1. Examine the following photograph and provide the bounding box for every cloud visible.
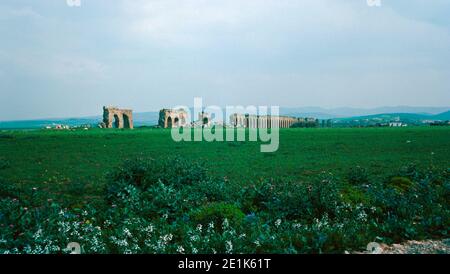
[3,52,108,83]
[1,0,450,120]
[0,5,42,20]
[119,0,450,55]
[50,56,107,78]
[121,0,359,47]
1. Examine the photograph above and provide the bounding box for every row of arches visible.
[103,107,134,129]
[165,116,187,128]
[230,114,297,129]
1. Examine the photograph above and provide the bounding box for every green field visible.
[1,127,449,254]
[0,127,449,203]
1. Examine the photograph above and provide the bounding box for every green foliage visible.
[0,158,448,254]
[346,166,369,185]
[388,176,415,193]
[0,127,449,254]
[0,158,10,170]
[1,127,450,206]
[190,202,245,228]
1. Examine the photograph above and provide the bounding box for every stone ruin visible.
[158,108,190,128]
[100,106,134,129]
[158,109,213,128]
[197,111,211,127]
[230,113,317,128]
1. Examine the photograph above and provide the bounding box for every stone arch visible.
[123,114,131,128]
[102,106,133,129]
[159,109,189,128]
[113,114,121,128]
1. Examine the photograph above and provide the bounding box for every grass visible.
[0,127,449,254]
[0,127,449,204]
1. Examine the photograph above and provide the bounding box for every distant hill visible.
[433,110,450,120]
[0,118,100,130]
[334,111,450,123]
[0,112,161,129]
[280,106,449,118]
[336,113,428,121]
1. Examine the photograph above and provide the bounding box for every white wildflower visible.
[177,246,185,254]
[225,241,233,254]
[275,219,282,227]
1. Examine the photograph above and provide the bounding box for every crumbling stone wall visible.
[159,109,189,128]
[102,106,134,129]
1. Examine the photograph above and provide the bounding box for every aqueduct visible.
[159,109,190,128]
[102,106,134,129]
[230,114,317,128]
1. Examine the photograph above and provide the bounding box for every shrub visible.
[190,202,245,228]
[388,176,415,193]
[238,180,277,213]
[157,157,208,187]
[0,158,10,170]
[398,163,423,182]
[0,179,17,198]
[1,157,448,254]
[346,166,369,185]
[266,173,343,221]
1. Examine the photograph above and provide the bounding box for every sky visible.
[0,0,450,120]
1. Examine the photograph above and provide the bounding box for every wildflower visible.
[196,224,203,232]
[225,241,233,254]
[254,240,261,247]
[144,225,154,234]
[208,222,214,229]
[162,234,173,242]
[123,228,132,238]
[275,219,281,227]
[192,247,198,254]
[357,210,368,222]
[222,218,229,230]
[177,246,185,254]
[190,235,200,242]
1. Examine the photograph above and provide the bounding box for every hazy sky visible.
[1,0,450,120]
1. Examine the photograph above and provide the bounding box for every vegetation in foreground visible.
[0,127,449,206]
[0,157,448,254]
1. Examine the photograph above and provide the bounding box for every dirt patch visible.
[356,239,450,254]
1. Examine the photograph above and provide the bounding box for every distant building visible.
[158,108,189,128]
[389,122,407,127]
